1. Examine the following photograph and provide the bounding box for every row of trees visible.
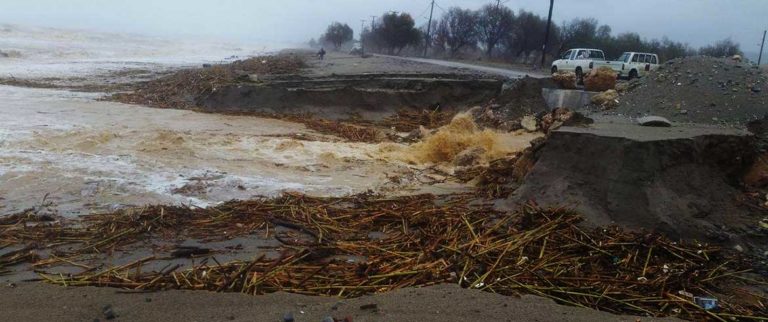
[314,3,743,64]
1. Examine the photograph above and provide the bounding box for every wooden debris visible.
[111,55,306,109]
[381,108,457,133]
[0,193,762,320]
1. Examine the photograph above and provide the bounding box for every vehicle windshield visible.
[561,50,572,59]
[618,53,631,62]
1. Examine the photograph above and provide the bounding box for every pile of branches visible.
[380,108,457,132]
[112,55,306,109]
[456,138,545,199]
[302,118,381,143]
[2,193,765,320]
[248,112,383,143]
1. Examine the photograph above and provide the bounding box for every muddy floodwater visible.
[0,85,424,215]
[0,25,544,217]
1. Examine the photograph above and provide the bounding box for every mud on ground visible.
[0,283,679,322]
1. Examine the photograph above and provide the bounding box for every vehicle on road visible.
[550,48,606,80]
[591,52,660,79]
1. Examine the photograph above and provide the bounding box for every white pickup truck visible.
[550,48,606,80]
[591,52,660,79]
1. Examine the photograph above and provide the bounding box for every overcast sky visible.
[1,0,766,54]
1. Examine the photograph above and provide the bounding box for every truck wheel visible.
[551,66,558,74]
[629,69,638,79]
[575,67,584,84]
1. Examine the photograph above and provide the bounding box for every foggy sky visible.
[1,0,766,55]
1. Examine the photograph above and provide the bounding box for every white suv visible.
[590,52,660,79]
[551,48,606,80]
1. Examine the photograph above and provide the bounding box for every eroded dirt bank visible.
[199,75,502,120]
[505,122,767,250]
[111,52,507,120]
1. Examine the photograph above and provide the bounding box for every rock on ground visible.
[591,89,619,109]
[520,115,538,132]
[637,116,673,127]
[453,146,486,167]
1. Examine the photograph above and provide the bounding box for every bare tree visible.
[439,7,479,57]
[476,3,514,58]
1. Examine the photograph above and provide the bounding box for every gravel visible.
[610,56,767,125]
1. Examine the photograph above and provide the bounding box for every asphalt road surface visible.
[377,54,547,79]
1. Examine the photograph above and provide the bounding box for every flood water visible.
[0,85,420,215]
[0,24,539,217]
[0,25,419,215]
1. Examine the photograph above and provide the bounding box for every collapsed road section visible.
[113,52,507,121]
[198,74,503,119]
[4,51,767,321]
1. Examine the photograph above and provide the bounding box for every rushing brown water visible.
[0,86,430,215]
[0,26,543,217]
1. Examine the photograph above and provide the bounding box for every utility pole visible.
[540,0,554,69]
[759,29,766,66]
[360,19,366,57]
[371,16,377,30]
[423,0,435,57]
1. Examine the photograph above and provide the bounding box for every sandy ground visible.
[0,283,678,322]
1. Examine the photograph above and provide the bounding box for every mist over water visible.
[0,24,285,79]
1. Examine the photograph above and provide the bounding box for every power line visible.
[417,3,432,20]
[434,2,447,14]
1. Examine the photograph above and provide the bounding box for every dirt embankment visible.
[111,52,505,121]
[505,123,768,251]
[112,54,307,109]
[198,75,502,120]
[611,56,767,125]
[489,76,556,120]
